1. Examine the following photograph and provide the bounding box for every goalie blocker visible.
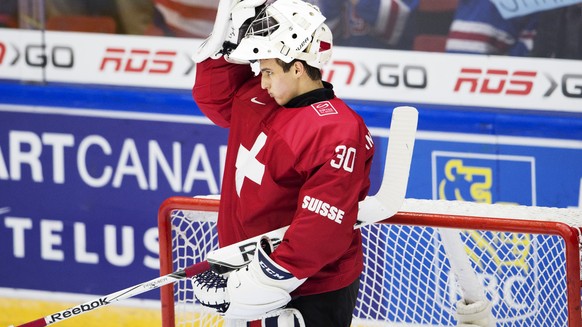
[193,236,306,320]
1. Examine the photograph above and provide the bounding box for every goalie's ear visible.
[194,0,267,63]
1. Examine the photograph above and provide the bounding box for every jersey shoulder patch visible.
[311,101,338,117]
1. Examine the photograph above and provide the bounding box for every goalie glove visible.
[193,236,306,320]
[194,0,267,63]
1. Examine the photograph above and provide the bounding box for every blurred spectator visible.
[445,0,538,56]
[409,0,458,52]
[145,0,418,47]
[45,0,153,34]
[307,0,419,50]
[530,3,582,59]
[145,0,218,38]
[115,0,154,35]
[144,0,420,50]
[0,0,18,28]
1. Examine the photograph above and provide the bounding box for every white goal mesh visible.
[158,197,582,327]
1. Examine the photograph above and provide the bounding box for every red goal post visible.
[158,196,582,327]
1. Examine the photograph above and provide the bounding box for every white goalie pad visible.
[225,308,306,327]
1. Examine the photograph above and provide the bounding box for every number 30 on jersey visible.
[330,145,356,172]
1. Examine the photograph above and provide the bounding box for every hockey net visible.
[158,196,582,327]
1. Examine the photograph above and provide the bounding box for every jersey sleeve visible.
[270,114,373,279]
[192,57,254,127]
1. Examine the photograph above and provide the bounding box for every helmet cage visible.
[229,0,332,69]
[245,6,280,38]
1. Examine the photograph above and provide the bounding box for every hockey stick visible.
[439,228,488,304]
[439,229,493,326]
[355,105,418,228]
[13,106,418,327]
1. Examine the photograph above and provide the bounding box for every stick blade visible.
[356,106,418,228]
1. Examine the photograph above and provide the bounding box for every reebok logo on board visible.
[312,101,338,116]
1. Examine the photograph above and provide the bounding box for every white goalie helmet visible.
[229,0,333,69]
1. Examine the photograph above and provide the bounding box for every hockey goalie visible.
[191,0,375,325]
[189,0,494,325]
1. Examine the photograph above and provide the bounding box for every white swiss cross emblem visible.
[235,132,267,196]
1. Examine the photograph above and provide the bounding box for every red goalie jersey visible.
[194,58,375,296]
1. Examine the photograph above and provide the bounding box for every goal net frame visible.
[158,196,582,327]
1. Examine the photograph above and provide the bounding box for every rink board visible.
[1,83,580,292]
